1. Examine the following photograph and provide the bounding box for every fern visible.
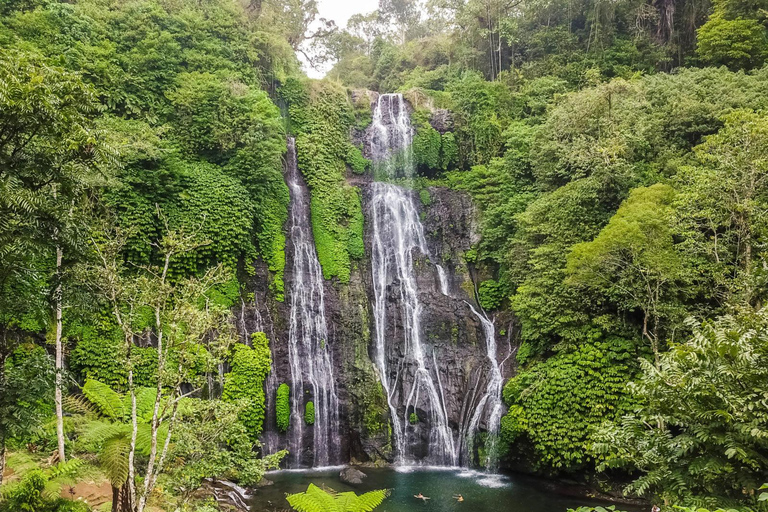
[78,419,127,449]
[99,435,131,487]
[122,386,158,423]
[83,379,126,420]
[286,484,390,512]
[47,458,86,480]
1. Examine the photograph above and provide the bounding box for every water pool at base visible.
[250,467,645,512]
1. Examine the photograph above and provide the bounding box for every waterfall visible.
[370,94,458,466]
[465,303,504,471]
[284,136,341,467]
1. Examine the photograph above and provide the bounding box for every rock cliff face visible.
[236,94,513,469]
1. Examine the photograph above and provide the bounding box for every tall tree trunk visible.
[0,435,6,486]
[112,482,134,512]
[55,243,66,464]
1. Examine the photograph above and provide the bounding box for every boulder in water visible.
[340,467,367,485]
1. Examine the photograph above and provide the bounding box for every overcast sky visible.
[300,0,380,78]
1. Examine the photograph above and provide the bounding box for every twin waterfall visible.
[283,137,340,467]
[369,94,458,465]
[267,95,505,471]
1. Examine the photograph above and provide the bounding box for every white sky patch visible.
[299,0,380,78]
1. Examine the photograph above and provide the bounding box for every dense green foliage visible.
[502,337,636,469]
[276,383,291,433]
[0,345,55,456]
[0,0,305,507]
[222,333,273,441]
[3,0,768,509]
[594,308,768,508]
[0,468,90,512]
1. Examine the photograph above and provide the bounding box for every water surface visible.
[251,466,645,512]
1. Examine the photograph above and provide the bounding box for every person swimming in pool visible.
[414,493,430,501]
[453,494,464,502]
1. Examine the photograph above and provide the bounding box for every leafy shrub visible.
[478,279,504,310]
[346,144,370,174]
[419,188,431,206]
[276,383,290,433]
[409,412,419,424]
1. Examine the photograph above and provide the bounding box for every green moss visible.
[276,382,291,432]
[305,401,315,425]
[409,412,419,424]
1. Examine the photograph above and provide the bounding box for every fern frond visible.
[123,386,157,423]
[99,435,131,487]
[349,489,390,512]
[64,394,99,416]
[83,379,125,420]
[46,458,86,480]
[287,483,339,512]
[79,420,128,449]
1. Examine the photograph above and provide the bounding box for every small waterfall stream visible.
[284,137,341,467]
[465,303,504,470]
[370,94,458,466]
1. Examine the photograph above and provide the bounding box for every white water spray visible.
[284,137,340,467]
[465,302,504,470]
[370,94,458,465]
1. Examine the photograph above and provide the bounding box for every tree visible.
[286,484,390,512]
[0,345,55,485]
[0,49,115,467]
[88,219,237,512]
[593,307,768,507]
[697,15,768,70]
[567,184,689,365]
[164,400,285,509]
[696,0,768,70]
[66,379,157,512]
[675,111,768,307]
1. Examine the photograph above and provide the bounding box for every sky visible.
[300,0,380,78]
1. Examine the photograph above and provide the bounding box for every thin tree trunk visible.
[0,436,6,486]
[55,243,66,464]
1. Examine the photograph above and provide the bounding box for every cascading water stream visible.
[370,94,458,466]
[465,302,505,471]
[284,136,340,467]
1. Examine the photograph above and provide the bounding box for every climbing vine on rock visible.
[304,401,315,425]
[222,333,272,441]
[276,383,291,433]
[501,337,638,470]
[281,79,365,282]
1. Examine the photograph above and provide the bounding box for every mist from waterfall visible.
[370,94,458,466]
[284,136,341,467]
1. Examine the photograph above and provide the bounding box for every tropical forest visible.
[0,0,767,511]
